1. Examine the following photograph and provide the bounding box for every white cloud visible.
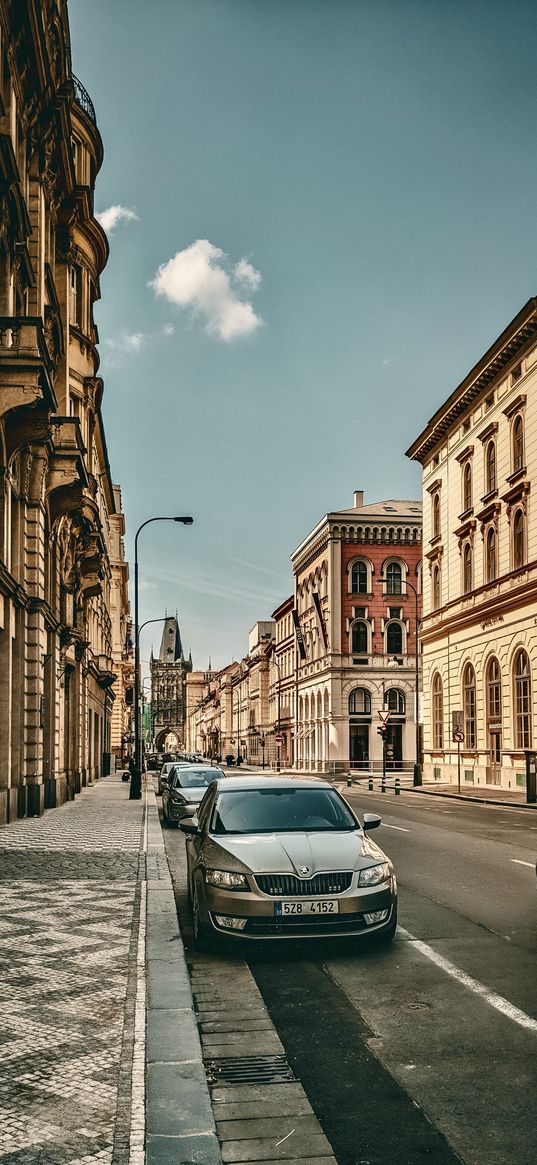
[149,239,262,342]
[103,324,174,366]
[96,205,139,234]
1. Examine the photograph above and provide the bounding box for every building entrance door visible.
[350,723,369,769]
[386,722,403,769]
[487,729,502,785]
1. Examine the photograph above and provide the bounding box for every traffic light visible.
[377,726,387,740]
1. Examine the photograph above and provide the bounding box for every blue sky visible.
[69,0,537,671]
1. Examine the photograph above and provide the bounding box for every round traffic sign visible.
[453,729,464,743]
[275,733,284,744]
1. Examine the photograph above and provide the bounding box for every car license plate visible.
[274,899,339,916]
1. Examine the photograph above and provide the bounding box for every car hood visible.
[203,830,388,875]
[177,786,211,803]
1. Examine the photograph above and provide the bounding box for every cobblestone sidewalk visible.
[0,775,145,1165]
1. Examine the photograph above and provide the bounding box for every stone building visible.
[109,485,133,767]
[150,616,191,751]
[407,297,537,790]
[291,492,422,772]
[0,2,129,823]
[269,596,295,769]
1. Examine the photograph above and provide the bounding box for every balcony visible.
[72,75,96,125]
[0,317,56,415]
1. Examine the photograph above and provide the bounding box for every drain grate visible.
[205,1054,296,1086]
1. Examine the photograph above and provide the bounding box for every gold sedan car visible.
[180,776,397,946]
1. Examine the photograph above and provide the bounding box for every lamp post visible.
[131,516,193,800]
[377,575,422,787]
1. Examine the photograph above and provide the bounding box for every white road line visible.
[381,823,411,832]
[399,927,537,1033]
[510,859,534,868]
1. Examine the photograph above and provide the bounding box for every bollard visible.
[395,777,400,796]
[368,775,373,792]
[347,774,352,787]
[381,775,386,793]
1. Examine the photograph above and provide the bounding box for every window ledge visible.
[506,466,526,486]
[480,489,498,505]
[458,507,474,522]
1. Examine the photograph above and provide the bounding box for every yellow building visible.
[407,298,537,790]
[0,2,129,821]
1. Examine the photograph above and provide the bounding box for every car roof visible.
[211,776,333,792]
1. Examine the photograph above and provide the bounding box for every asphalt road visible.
[162,788,537,1165]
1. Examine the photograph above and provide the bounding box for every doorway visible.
[350,722,369,769]
[386,722,403,769]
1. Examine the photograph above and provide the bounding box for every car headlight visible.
[171,793,186,804]
[358,862,391,887]
[205,869,249,890]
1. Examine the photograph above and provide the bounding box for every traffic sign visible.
[378,709,391,727]
[275,733,284,744]
[453,729,464,743]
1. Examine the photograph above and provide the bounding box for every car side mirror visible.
[363,813,381,831]
[179,818,200,835]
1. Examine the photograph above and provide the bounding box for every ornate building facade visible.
[407,298,537,790]
[150,616,191,751]
[291,492,422,772]
[0,2,130,823]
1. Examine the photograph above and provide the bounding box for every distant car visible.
[146,754,159,772]
[158,761,181,795]
[180,776,397,947]
[162,765,226,827]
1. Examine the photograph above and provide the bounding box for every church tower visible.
[150,616,192,751]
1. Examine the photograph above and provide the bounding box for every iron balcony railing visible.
[72,75,96,125]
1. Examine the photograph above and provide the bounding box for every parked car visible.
[180,776,397,947]
[146,754,159,772]
[162,765,226,827]
[158,761,182,795]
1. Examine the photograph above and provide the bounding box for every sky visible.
[69,0,537,672]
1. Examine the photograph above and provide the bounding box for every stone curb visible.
[144,784,222,1165]
[406,787,537,810]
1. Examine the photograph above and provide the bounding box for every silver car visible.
[162,765,225,827]
[180,776,397,946]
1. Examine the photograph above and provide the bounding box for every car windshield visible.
[211,787,357,834]
[174,769,218,789]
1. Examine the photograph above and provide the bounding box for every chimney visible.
[353,490,364,509]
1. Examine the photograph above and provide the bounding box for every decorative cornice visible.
[455,444,474,464]
[426,478,442,494]
[476,421,498,444]
[503,393,526,419]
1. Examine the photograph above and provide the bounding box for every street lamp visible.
[131,515,193,800]
[377,574,422,787]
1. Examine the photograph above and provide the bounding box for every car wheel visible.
[192,884,212,951]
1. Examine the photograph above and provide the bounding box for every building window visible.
[463,663,476,749]
[512,415,524,472]
[432,564,441,610]
[350,561,369,594]
[514,649,531,749]
[512,362,522,383]
[432,492,440,538]
[349,688,371,715]
[432,673,443,749]
[386,688,405,715]
[485,394,494,411]
[462,543,473,594]
[485,440,496,494]
[386,622,403,655]
[513,508,526,569]
[487,657,501,723]
[385,562,402,595]
[462,462,472,511]
[351,620,368,655]
[69,264,82,329]
[485,526,497,583]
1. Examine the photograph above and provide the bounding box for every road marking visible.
[510,859,534,868]
[382,823,411,832]
[399,927,537,1033]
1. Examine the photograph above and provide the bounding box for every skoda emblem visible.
[299,865,311,876]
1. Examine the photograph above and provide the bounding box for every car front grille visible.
[245,911,367,937]
[254,872,353,897]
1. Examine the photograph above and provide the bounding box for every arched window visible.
[485,440,496,494]
[463,663,476,749]
[486,657,501,723]
[385,561,402,595]
[351,620,368,655]
[463,543,473,594]
[514,649,531,749]
[513,508,526,569]
[386,688,405,715]
[432,492,440,538]
[350,561,368,594]
[432,673,443,749]
[432,564,441,610]
[348,688,371,715]
[463,462,472,511]
[485,526,497,583]
[386,621,403,655]
[512,415,524,473]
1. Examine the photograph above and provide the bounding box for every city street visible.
[163,788,537,1165]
